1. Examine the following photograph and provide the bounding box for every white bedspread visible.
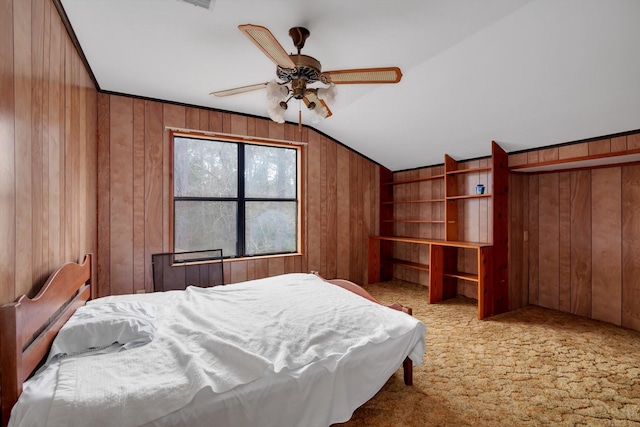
[46,273,425,427]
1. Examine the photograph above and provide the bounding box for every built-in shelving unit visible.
[369,141,509,320]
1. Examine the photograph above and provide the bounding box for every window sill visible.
[223,253,303,264]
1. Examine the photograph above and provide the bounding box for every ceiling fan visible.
[211,24,402,125]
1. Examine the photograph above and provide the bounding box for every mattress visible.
[9,274,426,427]
[11,327,423,427]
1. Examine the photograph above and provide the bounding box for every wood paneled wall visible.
[97,95,380,296]
[0,0,98,306]
[509,132,640,331]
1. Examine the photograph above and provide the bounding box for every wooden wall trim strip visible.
[507,128,640,159]
[168,127,308,147]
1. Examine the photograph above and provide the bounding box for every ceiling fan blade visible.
[210,82,268,97]
[320,67,402,84]
[304,91,332,118]
[238,24,296,70]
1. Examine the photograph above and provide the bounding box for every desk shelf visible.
[387,258,430,272]
[369,235,493,319]
[372,141,509,320]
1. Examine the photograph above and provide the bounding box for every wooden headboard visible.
[0,254,93,427]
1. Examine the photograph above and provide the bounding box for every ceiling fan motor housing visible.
[277,54,322,84]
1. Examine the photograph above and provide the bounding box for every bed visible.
[1,254,426,427]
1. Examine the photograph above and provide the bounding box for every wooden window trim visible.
[169,130,305,260]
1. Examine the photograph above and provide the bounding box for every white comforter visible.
[38,274,425,427]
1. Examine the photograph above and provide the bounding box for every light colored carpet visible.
[335,279,640,427]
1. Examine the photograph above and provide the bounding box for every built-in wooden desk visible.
[369,236,500,320]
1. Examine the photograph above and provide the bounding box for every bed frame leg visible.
[403,357,413,386]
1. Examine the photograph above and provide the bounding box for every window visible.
[173,134,299,258]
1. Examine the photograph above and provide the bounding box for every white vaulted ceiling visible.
[60,0,640,171]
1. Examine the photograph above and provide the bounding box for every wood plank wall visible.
[0,0,98,306]
[97,94,380,296]
[509,132,640,331]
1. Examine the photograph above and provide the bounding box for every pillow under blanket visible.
[47,301,156,362]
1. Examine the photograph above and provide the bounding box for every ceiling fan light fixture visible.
[267,102,286,123]
[266,80,288,101]
[266,80,289,123]
[303,90,331,123]
[308,102,329,124]
[317,83,337,105]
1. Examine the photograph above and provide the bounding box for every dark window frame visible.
[171,131,302,259]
